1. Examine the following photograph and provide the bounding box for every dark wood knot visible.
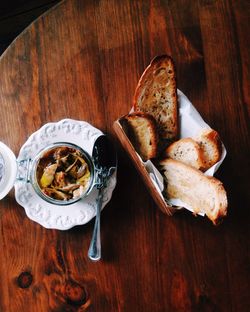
[17,271,33,289]
[63,280,88,306]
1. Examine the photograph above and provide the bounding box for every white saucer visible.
[15,119,117,230]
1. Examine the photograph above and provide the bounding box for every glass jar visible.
[0,141,96,205]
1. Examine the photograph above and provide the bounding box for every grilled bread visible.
[164,128,222,171]
[196,129,222,170]
[133,55,178,140]
[159,158,227,225]
[124,112,158,161]
[165,137,205,170]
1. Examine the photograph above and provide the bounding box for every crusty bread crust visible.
[159,158,227,225]
[133,55,178,140]
[196,129,222,170]
[165,137,205,170]
[124,112,158,161]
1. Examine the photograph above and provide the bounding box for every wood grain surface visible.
[0,0,249,311]
[0,0,60,54]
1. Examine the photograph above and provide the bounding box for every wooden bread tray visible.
[113,116,175,216]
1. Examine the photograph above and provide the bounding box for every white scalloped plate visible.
[15,119,117,230]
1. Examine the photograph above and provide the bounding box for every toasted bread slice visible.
[124,112,158,161]
[133,55,178,140]
[159,159,227,225]
[196,129,222,170]
[165,138,205,170]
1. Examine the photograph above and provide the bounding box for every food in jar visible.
[36,146,91,201]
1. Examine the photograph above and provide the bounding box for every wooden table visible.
[0,0,249,311]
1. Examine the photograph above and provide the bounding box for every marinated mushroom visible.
[36,146,91,201]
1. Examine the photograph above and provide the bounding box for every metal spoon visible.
[88,135,117,261]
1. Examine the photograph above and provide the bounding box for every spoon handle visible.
[88,188,103,261]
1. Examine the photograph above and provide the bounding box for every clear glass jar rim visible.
[30,142,95,205]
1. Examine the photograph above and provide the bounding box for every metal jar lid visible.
[0,142,17,200]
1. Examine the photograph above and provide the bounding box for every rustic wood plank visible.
[231,0,250,117]
[0,0,61,55]
[0,0,249,311]
[0,0,59,19]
